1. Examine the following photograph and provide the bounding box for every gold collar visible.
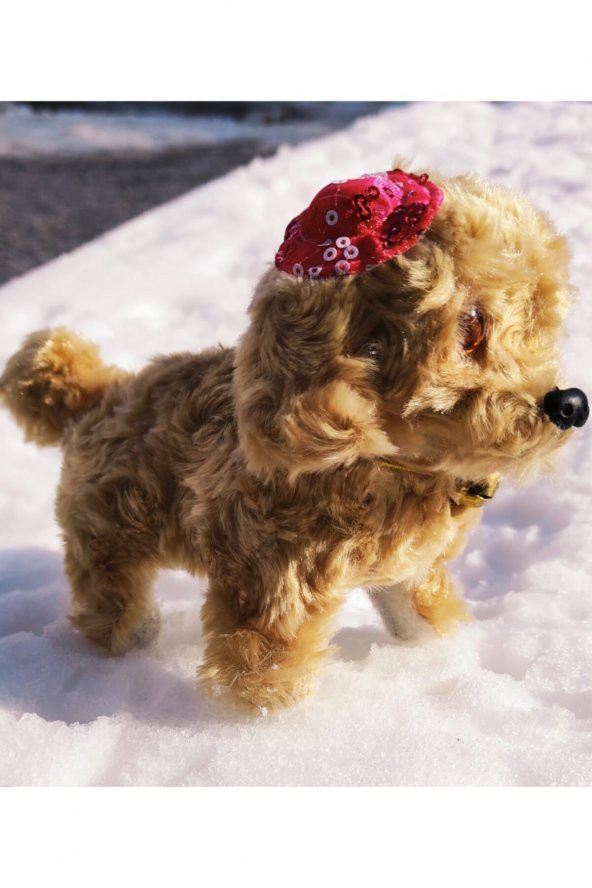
[377,458,500,509]
[454,474,500,508]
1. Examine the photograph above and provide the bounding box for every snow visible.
[1,101,592,785]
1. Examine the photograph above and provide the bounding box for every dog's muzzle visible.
[543,387,589,430]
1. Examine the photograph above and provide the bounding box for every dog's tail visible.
[0,328,124,446]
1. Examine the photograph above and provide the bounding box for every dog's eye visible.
[460,308,485,355]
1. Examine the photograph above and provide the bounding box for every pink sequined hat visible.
[275,169,443,280]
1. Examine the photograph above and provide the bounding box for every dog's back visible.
[0,328,235,456]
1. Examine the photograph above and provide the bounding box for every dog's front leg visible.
[199,566,342,712]
[368,560,471,641]
[367,582,433,641]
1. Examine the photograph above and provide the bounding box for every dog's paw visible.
[130,609,161,649]
[70,606,162,655]
[199,628,315,712]
[202,668,313,713]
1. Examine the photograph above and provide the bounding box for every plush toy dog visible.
[1,168,588,711]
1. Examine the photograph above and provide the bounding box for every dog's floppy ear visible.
[234,269,396,478]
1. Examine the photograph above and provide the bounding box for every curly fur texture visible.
[0,171,577,711]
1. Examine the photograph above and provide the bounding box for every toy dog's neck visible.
[377,457,500,509]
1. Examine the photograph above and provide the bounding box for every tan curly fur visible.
[0,170,579,711]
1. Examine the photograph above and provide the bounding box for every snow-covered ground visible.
[1,102,592,786]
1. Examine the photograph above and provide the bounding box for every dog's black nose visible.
[543,387,589,430]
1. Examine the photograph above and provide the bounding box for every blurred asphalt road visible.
[0,139,276,286]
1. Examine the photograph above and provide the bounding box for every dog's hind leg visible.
[64,540,161,656]
[57,471,166,654]
[369,560,471,641]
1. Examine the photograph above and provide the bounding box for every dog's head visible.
[235,171,588,482]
